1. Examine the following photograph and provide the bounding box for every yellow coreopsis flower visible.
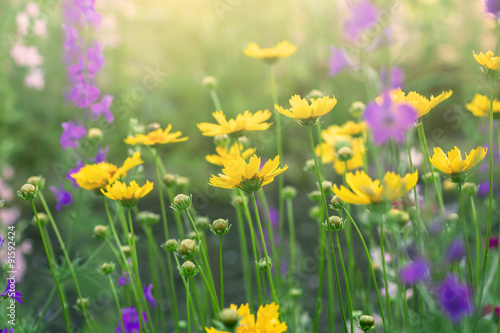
[275,94,337,126]
[197,110,272,137]
[124,124,188,146]
[206,142,256,166]
[316,138,365,174]
[466,94,500,117]
[244,41,296,63]
[378,88,453,118]
[327,121,367,138]
[205,303,287,333]
[101,180,153,207]
[71,151,143,190]
[333,170,418,205]
[209,155,288,193]
[473,51,500,70]
[429,146,487,182]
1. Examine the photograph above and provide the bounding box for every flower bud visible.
[308,190,322,202]
[163,174,177,188]
[18,184,37,200]
[330,196,344,211]
[121,246,131,257]
[257,257,272,271]
[214,134,230,147]
[303,159,316,173]
[336,146,353,162]
[305,89,324,100]
[283,186,297,199]
[178,239,197,259]
[446,213,459,224]
[386,208,410,227]
[147,122,161,132]
[137,211,160,225]
[88,128,103,143]
[180,261,198,277]
[324,215,345,231]
[462,182,478,196]
[32,212,48,227]
[187,231,198,240]
[171,194,192,212]
[27,176,45,190]
[358,315,376,331]
[163,239,179,252]
[219,307,239,327]
[322,181,333,193]
[202,76,218,89]
[443,179,457,192]
[210,218,231,236]
[422,172,437,184]
[349,101,366,118]
[75,298,89,311]
[99,262,115,275]
[93,225,109,239]
[309,206,322,219]
[195,216,210,230]
[231,196,247,207]
[176,176,189,189]
[289,288,302,299]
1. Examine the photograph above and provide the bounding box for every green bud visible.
[214,134,231,147]
[231,195,247,207]
[210,218,230,236]
[322,181,333,193]
[27,176,45,190]
[176,176,190,189]
[195,216,210,230]
[422,172,437,184]
[187,231,198,240]
[237,136,249,147]
[75,298,89,311]
[171,194,192,212]
[349,101,366,118]
[179,261,198,277]
[336,146,353,162]
[18,184,37,200]
[219,307,239,327]
[386,209,410,227]
[304,159,316,173]
[257,257,272,271]
[308,190,322,202]
[32,212,48,227]
[282,186,297,199]
[462,182,478,196]
[163,174,177,188]
[93,225,109,239]
[305,89,324,100]
[88,128,103,143]
[443,179,457,192]
[330,196,344,211]
[324,215,345,232]
[358,315,376,331]
[99,262,115,275]
[309,206,322,220]
[178,239,197,259]
[121,246,131,257]
[0,200,4,210]
[446,213,459,224]
[202,76,218,90]
[289,288,302,299]
[163,239,179,252]
[137,211,160,225]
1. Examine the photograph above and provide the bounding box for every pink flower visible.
[0,207,21,226]
[70,82,100,108]
[33,19,48,37]
[10,43,43,67]
[16,13,30,36]
[26,3,40,17]
[25,68,45,90]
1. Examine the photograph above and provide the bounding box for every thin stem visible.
[380,227,393,326]
[219,235,224,309]
[327,231,348,333]
[193,258,220,315]
[417,123,445,214]
[109,275,125,333]
[336,231,354,333]
[343,207,387,333]
[251,192,279,304]
[471,196,480,289]
[286,198,296,281]
[459,183,474,296]
[31,199,73,333]
[210,88,222,111]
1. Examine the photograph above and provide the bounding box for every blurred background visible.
[0,0,498,330]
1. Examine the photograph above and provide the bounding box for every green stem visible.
[327,231,348,333]
[459,183,475,296]
[210,88,222,111]
[343,207,387,333]
[38,192,93,332]
[251,192,279,304]
[286,198,296,281]
[31,199,73,333]
[193,258,220,315]
[471,196,480,289]
[219,235,224,309]
[336,231,354,333]
[109,275,125,333]
[380,227,393,326]
[325,243,336,333]
[417,123,445,215]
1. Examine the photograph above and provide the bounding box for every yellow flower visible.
[378,88,453,118]
[206,142,256,166]
[244,41,296,63]
[124,125,188,146]
[465,94,500,117]
[333,170,418,205]
[71,152,143,190]
[205,303,287,333]
[101,180,154,207]
[328,121,367,138]
[275,94,337,126]
[429,146,487,182]
[197,110,272,137]
[209,155,288,193]
[473,50,500,70]
[316,138,365,174]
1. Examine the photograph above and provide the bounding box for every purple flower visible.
[343,0,379,43]
[0,327,13,333]
[86,41,105,78]
[486,0,500,17]
[91,95,114,122]
[143,283,157,308]
[62,24,80,51]
[71,82,100,108]
[1,280,23,304]
[60,122,86,149]
[68,56,86,82]
[91,146,109,163]
[399,258,430,285]
[116,306,147,333]
[446,239,465,263]
[0,237,3,248]
[364,93,417,145]
[380,66,404,90]
[67,161,84,187]
[118,273,130,286]
[435,274,473,323]
[49,184,73,211]
[487,237,499,249]
[74,0,101,29]
[329,46,352,76]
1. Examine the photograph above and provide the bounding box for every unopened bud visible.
[219,308,238,327]
[33,212,48,227]
[18,184,37,200]
[322,181,333,193]
[308,190,322,202]
[336,147,353,162]
[163,174,177,187]
[330,196,344,211]
[214,134,230,147]
[99,262,115,275]
[171,194,192,211]
[231,196,247,207]
[137,211,160,225]
[202,76,218,89]
[349,101,366,117]
[283,186,297,199]
[27,176,45,190]
[446,213,459,224]
[443,179,457,192]
[180,261,198,277]
[75,298,89,311]
[304,159,316,173]
[163,239,179,252]
[178,239,197,259]
[93,225,108,239]
[88,128,103,142]
[210,218,230,236]
[305,89,324,100]
[462,182,478,196]
[196,216,210,230]
[358,315,376,331]
[121,246,131,257]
